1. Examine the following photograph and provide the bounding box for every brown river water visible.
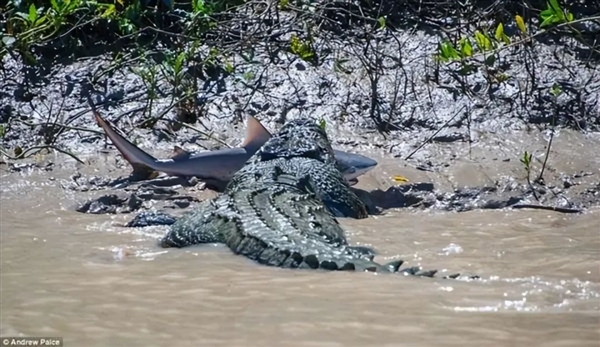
[1,160,599,347]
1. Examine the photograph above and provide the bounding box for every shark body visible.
[92,111,377,189]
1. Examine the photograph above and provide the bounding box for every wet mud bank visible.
[1,0,599,224]
[2,126,598,228]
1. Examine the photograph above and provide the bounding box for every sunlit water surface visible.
[1,170,599,347]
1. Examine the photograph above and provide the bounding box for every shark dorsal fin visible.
[170,146,191,161]
[241,116,272,150]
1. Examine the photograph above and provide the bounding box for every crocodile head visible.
[257,118,336,164]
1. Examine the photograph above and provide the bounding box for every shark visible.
[92,110,377,190]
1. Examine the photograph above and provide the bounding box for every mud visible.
[66,126,600,223]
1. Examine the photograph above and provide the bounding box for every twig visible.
[512,204,582,214]
[166,120,232,149]
[464,16,600,61]
[536,129,554,183]
[14,118,105,136]
[0,145,85,164]
[405,105,466,160]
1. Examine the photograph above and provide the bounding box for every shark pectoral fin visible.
[170,146,191,161]
[130,164,159,180]
[241,115,272,150]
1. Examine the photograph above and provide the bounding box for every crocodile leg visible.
[160,197,230,248]
[297,160,369,219]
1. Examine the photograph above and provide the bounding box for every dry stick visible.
[537,104,558,183]
[14,118,105,136]
[142,98,232,149]
[0,145,85,164]
[405,105,466,160]
[525,165,540,202]
[529,99,573,207]
[511,204,582,214]
[167,120,232,149]
[536,128,554,183]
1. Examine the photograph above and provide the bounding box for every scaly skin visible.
[160,119,438,275]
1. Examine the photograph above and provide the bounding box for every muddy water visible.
[1,168,599,347]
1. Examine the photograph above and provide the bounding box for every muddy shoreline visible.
[1,125,599,226]
[2,2,600,218]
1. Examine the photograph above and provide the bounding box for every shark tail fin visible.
[92,110,161,180]
[240,115,272,151]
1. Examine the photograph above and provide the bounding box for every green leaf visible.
[520,151,532,167]
[243,71,254,81]
[540,8,554,19]
[192,0,207,13]
[101,4,116,18]
[515,15,527,34]
[548,0,565,21]
[28,4,37,23]
[540,16,557,28]
[445,42,460,60]
[460,38,472,57]
[279,0,289,9]
[289,34,315,62]
[474,31,492,52]
[318,119,326,130]
[50,0,59,11]
[377,17,386,30]
[548,0,561,11]
[441,42,458,59]
[494,23,504,42]
[435,54,449,63]
[550,83,562,97]
[436,41,457,62]
[439,43,448,58]
[566,12,574,22]
[67,0,81,13]
[34,15,48,26]
[174,52,186,74]
[474,31,484,50]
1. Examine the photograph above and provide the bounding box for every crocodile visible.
[159,118,442,275]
